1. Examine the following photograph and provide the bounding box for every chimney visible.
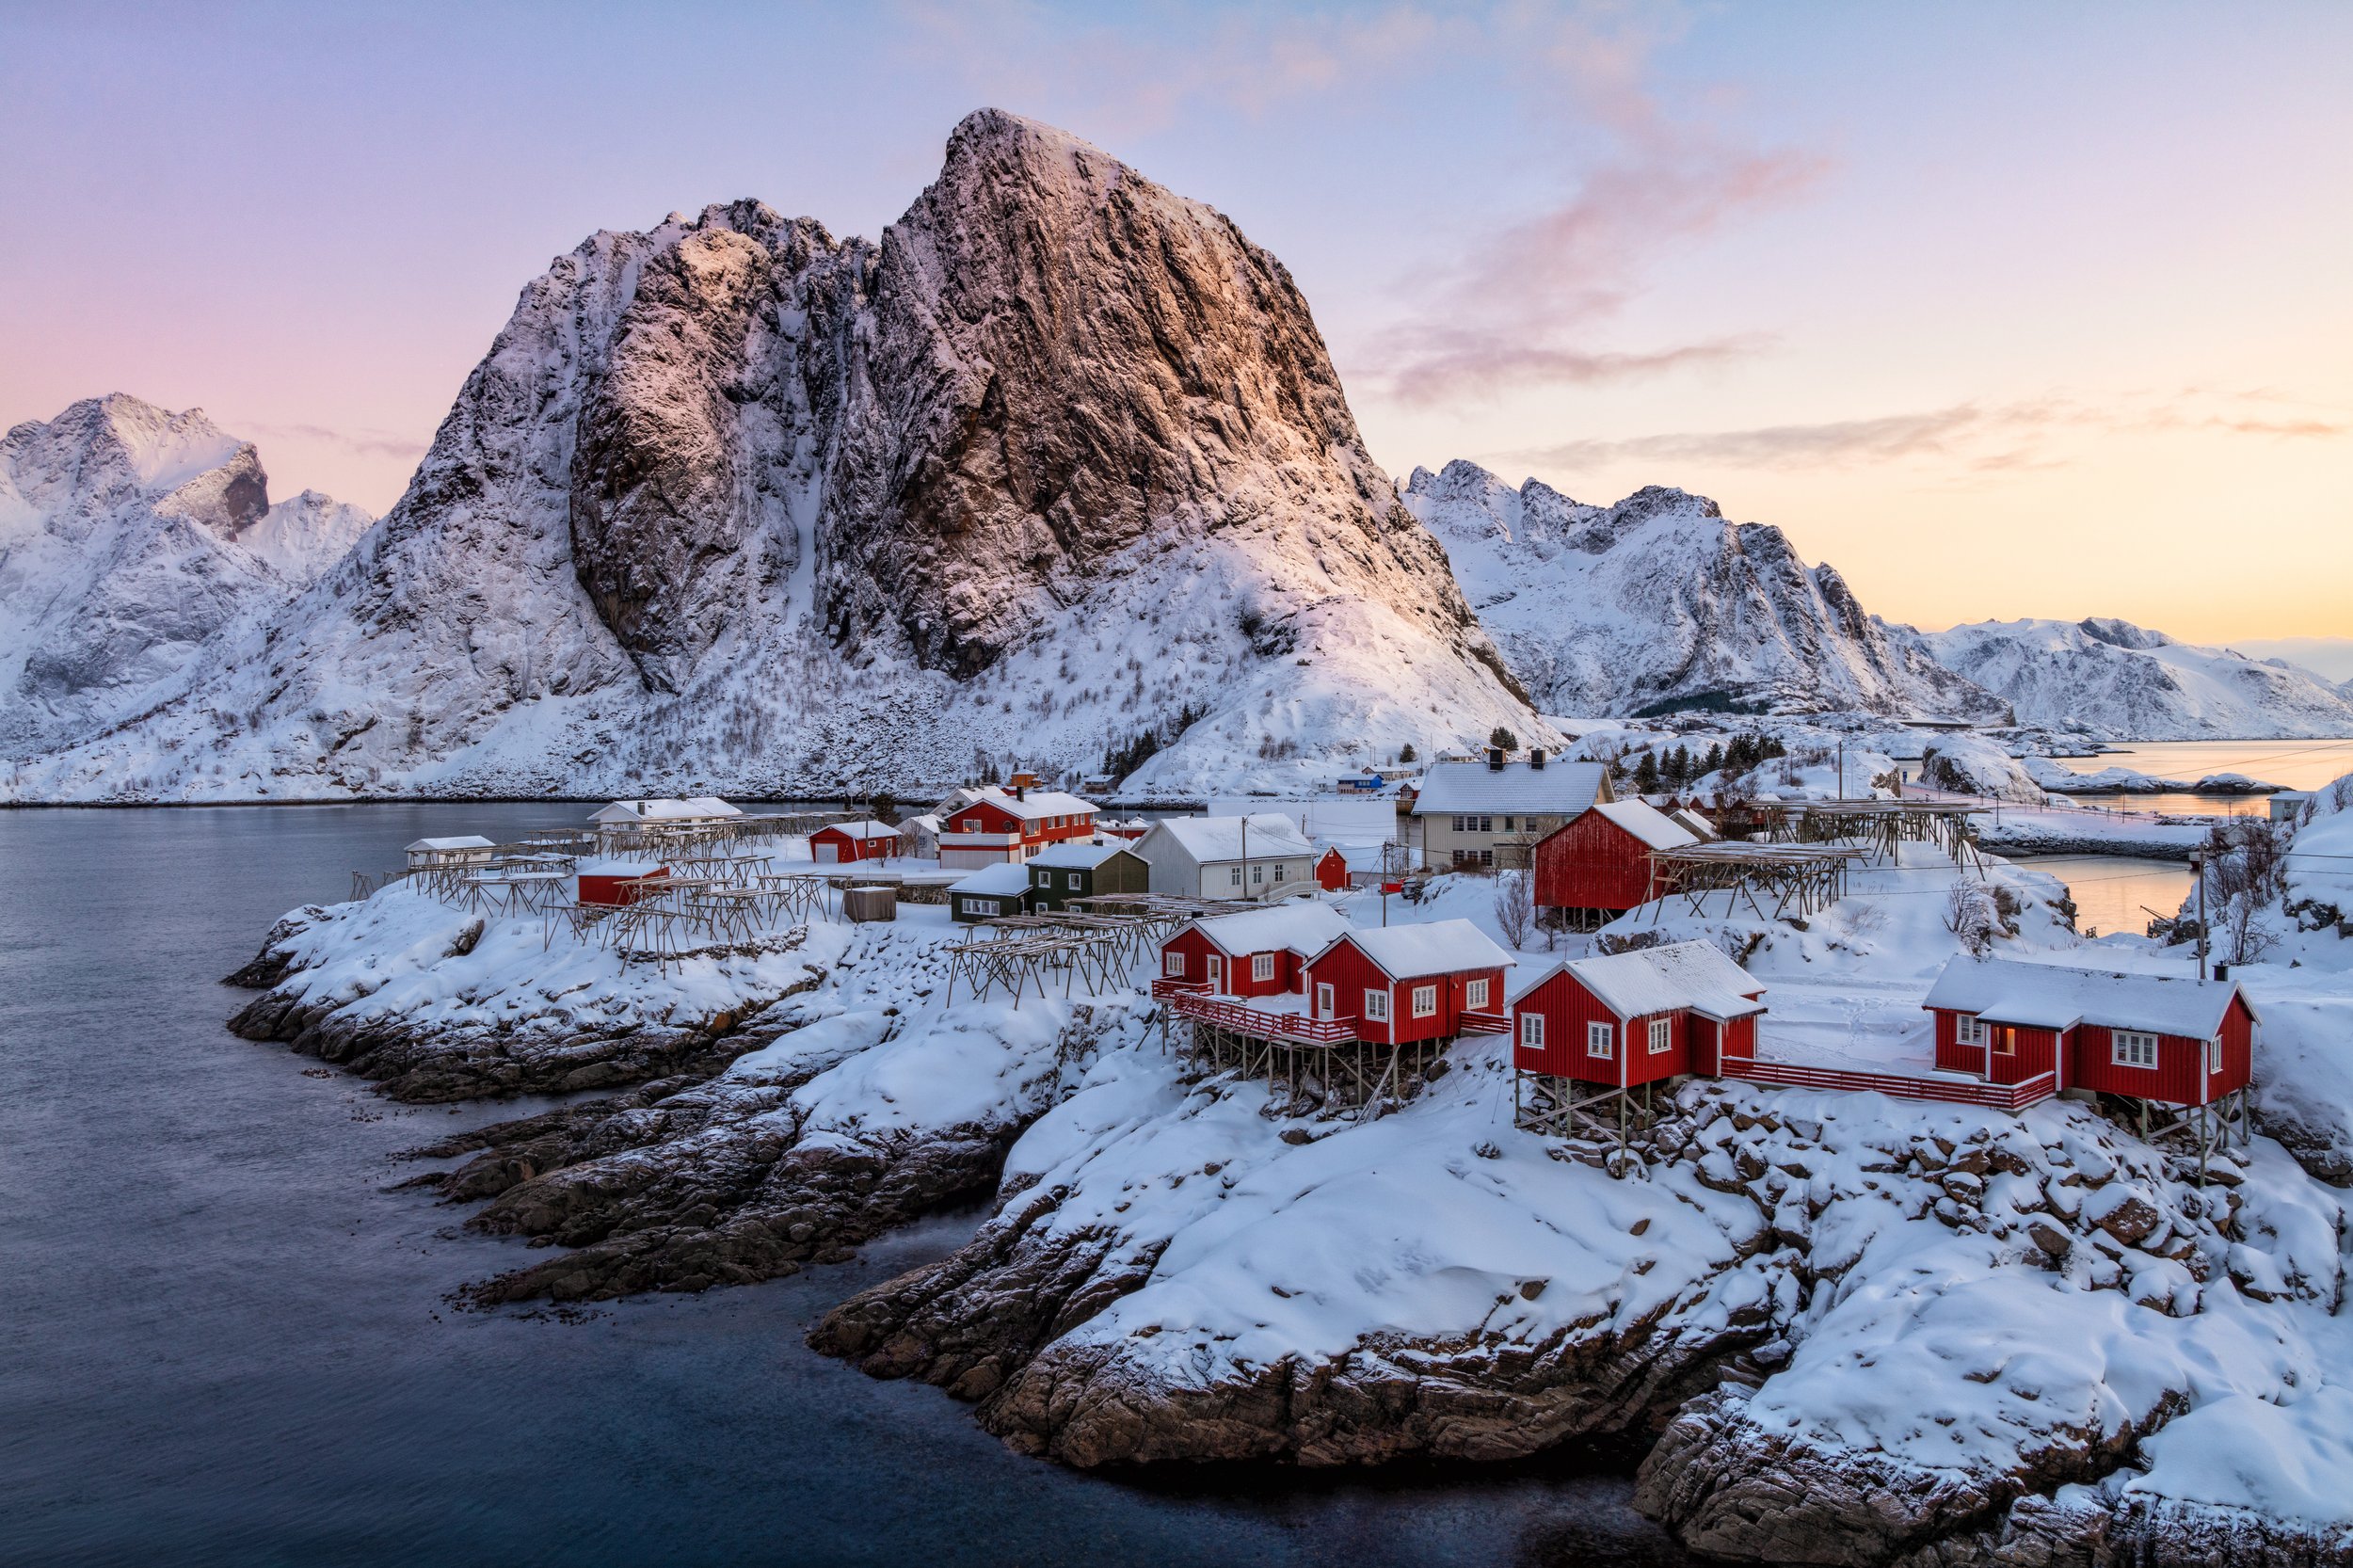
[1487,746,1505,771]
[1529,747,1546,770]
[1014,783,1026,801]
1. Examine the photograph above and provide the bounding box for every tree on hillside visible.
[1489,726,1518,752]
[1398,742,1418,764]
[1633,751,1661,794]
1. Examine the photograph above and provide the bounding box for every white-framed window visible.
[2113,1030,2158,1069]
[1364,988,1390,1021]
[2206,1035,2224,1075]
[1503,816,1516,831]
[1466,977,1490,1009]
[1648,1017,1673,1055]
[1588,1020,1614,1059]
[1519,1013,1545,1048]
[1164,952,1185,977]
[1956,1015,1985,1046]
[962,817,982,831]
[975,898,999,917]
[1412,984,1437,1017]
[1450,815,1466,832]
[1230,866,1244,887]
[1253,864,1265,884]
[1273,863,1287,882]
[1066,872,1080,889]
[1252,953,1275,982]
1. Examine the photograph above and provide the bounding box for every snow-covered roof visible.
[1186,903,1353,958]
[1589,799,1700,852]
[590,796,742,824]
[1322,918,1515,979]
[1669,807,1720,840]
[1150,814,1317,862]
[1028,840,1134,870]
[1411,760,1608,817]
[950,863,1034,897]
[1316,841,1391,871]
[817,820,900,840]
[1921,956,2249,1038]
[952,785,1097,823]
[1516,941,1764,1022]
[407,835,494,852]
[905,813,941,832]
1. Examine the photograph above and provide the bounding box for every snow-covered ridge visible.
[1401,459,2010,724]
[0,394,370,757]
[3,110,1540,804]
[1905,616,2353,741]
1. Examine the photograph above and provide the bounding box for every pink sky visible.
[4,2,2347,643]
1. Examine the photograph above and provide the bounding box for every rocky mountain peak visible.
[2077,616,2172,652]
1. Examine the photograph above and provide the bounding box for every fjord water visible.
[0,806,1691,1568]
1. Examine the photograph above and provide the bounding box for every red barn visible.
[1159,904,1353,999]
[1922,956,2254,1106]
[810,821,901,863]
[1509,941,1765,1089]
[1532,800,1699,919]
[1299,920,1514,1046]
[1313,846,1351,892]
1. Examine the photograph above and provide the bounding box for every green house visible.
[1027,841,1151,912]
[949,862,1036,923]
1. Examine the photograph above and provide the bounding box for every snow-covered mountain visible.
[0,395,370,757]
[4,111,1539,803]
[1908,616,2353,740]
[1401,460,2009,723]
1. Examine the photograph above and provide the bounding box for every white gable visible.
[1519,940,1763,1021]
[1591,799,1700,852]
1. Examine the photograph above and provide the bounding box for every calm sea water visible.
[0,806,1692,1568]
[2009,855,2195,940]
[2051,738,2353,817]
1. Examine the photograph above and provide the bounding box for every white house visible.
[1411,751,1611,869]
[900,812,943,859]
[588,796,743,834]
[1134,813,1318,900]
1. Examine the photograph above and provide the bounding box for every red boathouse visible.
[809,821,901,863]
[1159,904,1353,1000]
[1532,800,1700,925]
[1921,956,2254,1108]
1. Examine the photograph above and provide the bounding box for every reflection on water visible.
[2011,856,2195,940]
[0,805,1694,1568]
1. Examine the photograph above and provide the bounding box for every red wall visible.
[1511,970,1635,1085]
[580,867,668,906]
[1315,849,1349,892]
[1161,928,1305,998]
[1927,1009,2055,1082]
[1304,940,1504,1046]
[811,827,892,862]
[2068,996,2252,1105]
[1929,1009,1978,1074]
[1532,812,1657,913]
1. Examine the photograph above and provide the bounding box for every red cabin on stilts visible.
[1509,941,1766,1089]
[1921,956,2255,1109]
[1531,801,1699,925]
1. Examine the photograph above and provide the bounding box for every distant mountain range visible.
[0,394,369,758]
[3,114,2347,802]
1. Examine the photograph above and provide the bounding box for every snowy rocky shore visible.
[222,826,2353,1566]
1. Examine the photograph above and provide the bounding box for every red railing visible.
[1167,991,1356,1044]
[1458,1009,1510,1035]
[1151,976,1209,1000]
[1721,1059,2057,1111]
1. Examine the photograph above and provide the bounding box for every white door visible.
[1316,983,1334,1019]
[1207,954,1224,993]
[814,843,840,864]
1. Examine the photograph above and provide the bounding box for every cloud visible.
[1353,8,1828,401]
[1499,390,2345,474]
[236,420,430,462]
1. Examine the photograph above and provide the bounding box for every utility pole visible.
[2191,851,2208,981]
[1240,815,1250,903]
[1837,739,1845,799]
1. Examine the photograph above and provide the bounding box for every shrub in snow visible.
[1944,879,2001,955]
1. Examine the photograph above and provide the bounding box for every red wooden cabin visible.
[1314,846,1350,893]
[577,859,668,907]
[1509,941,1765,1088]
[1922,956,2254,1106]
[1531,800,1698,918]
[1159,904,1353,999]
[1298,920,1514,1046]
[809,821,901,863]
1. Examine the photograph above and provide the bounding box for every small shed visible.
[1027,840,1150,912]
[949,862,1035,923]
[1531,799,1699,918]
[1313,845,1351,892]
[1922,956,2254,1105]
[576,857,667,907]
[406,835,496,871]
[810,820,901,864]
[1300,920,1514,1046]
[1510,941,1766,1089]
